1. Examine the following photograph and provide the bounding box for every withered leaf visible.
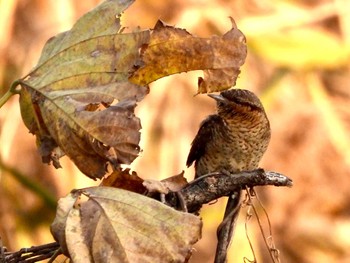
[50,191,78,256]
[18,0,150,179]
[100,168,146,194]
[51,187,202,263]
[161,171,188,192]
[129,19,247,93]
[143,171,188,194]
[143,179,170,195]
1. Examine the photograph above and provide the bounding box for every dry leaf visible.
[18,0,150,179]
[50,192,77,256]
[100,168,146,194]
[51,187,202,263]
[143,172,188,194]
[143,179,170,194]
[161,171,188,192]
[129,19,247,93]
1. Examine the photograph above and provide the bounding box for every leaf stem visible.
[0,79,22,108]
[0,89,13,109]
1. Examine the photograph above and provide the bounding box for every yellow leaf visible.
[249,28,349,69]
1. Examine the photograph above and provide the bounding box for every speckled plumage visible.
[187,89,271,260]
[187,89,271,177]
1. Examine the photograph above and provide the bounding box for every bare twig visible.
[242,188,281,263]
[0,238,7,263]
[248,188,280,263]
[3,242,61,263]
[244,201,257,263]
[47,247,62,263]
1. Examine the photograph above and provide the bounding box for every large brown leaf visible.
[51,187,202,263]
[18,0,150,179]
[129,19,247,93]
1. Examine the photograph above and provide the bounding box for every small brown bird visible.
[186,88,271,261]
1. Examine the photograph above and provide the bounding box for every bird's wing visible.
[186,115,225,167]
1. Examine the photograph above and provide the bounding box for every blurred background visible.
[1,0,350,262]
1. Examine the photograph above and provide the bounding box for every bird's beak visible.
[208,93,226,103]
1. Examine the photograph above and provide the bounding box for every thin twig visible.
[0,89,14,108]
[176,191,188,212]
[4,242,60,263]
[0,238,7,263]
[48,247,62,263]
[244,193,257,263]
[245,188,279,263]
[254,189,281,262]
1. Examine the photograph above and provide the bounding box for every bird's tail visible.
[215,190,242,263]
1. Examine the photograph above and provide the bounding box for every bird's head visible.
[208,89,266,117]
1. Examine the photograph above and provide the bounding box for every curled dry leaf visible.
[18,0,150,179]
[51,187,202,263]
[100,168,146,194]
[161,171,188,192]
[129,18,247,93]
[50,192,78,256]
[143,179,170,195]
[143,171,188,194]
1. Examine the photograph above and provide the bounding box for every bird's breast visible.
[195,115,270,176]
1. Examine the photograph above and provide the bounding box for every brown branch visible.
[2,169,291,263]
[174,169,292,213]
[2,242,61,263]
[175,169,291,263]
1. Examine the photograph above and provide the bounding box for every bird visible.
[186,88,271,262]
